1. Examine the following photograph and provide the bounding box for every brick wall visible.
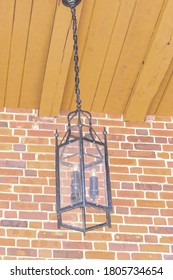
[0,108,173,260]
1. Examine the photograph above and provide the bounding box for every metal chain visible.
[70,7,82,111]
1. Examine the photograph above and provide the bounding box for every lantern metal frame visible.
[55,0,112,234]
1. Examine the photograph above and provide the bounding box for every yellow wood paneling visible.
[0,0,173,120]
[0,0,15,107]
[70,0,120,111]
[91,0,136,112]
[124,0,173,121]
[19,0,57,108]
[39,4,72,116]
[61,0,95,112]
[5,0,33,107]
[104,0,165,115]
[51,3,83,116]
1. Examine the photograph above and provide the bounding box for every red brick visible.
[94,242,107,250]
[146,192,158,199]
[136,129,148,135]
[137,200,165,208]
[160,192,173,199]
[144,168,171,175]
[119,225,148,233]
[0,220,28,228]
[139,175,165,183]
[131,207,159,216]
[20,178,48,185]
[85,251,115,260]
[27,130,53,137]
[150,226,173,234]
[53,250,83,259]
[145,235,158,243]
[114,234,143,242]
[7,248,37,257]
[0,238,15,246]
[84,233,112,241]
[128,136,153,143]
[14,186,42,194]
[0,193,18,201]
[38,231,67,239]
[117,253,130,260]
[7,229,36,238]
[132,253,162,260]
[140,244,169,253]
[110,158,136,166]
[121,182,134,189]
[19,212,47,220]
[124,216,152,225]
[5,211,17,219]
[63,241,92,250]
[17,240,30,247]
[32,240,61,249]
[154,218,166,225]
[161,209,173,216]
[117,190,144,198]
[0,136,19,143]
[39,249,52,258]
[109,243,138,251]
[112,198,135,207]
[160,236,173,243]
[129,151,155,158]
[135,183,161,191]
[0,169,23,176]
[111,174,137,182]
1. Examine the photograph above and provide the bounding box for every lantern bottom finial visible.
[62,0,81,8]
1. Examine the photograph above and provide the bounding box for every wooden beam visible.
[155,60,173,116]
[19,0,57,109]
[148,58,173,115]
[5,0,33,108]
[0,0,15,107]
[124,0,173,121]
[104,0,165,116]
[91,0,136,112]
[70,0,120,112]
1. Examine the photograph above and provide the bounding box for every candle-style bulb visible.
[89,169,99,201]
[71,165,81,204]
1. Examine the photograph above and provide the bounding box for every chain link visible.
[70,7,82,111]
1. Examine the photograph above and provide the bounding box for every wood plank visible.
[124,0,173,121]
[155,60,173,116]
[50,4,83,116]
[148,58,173,115]
[5,0,33,108]
[19,0,57,109]
[104,0,164,116]
[0,0,15,107]
[91,0,136,112]
[39,3,83,116]
[70,0,120,111]
[61,0,95,112]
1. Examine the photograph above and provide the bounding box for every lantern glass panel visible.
[61,208,83,230]
[83,140,108,208]
[59,140,82,209]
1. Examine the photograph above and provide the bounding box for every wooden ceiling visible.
[0,0,173,121]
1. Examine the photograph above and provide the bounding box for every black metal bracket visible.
[62,0,81,8]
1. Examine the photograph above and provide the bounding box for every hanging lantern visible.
[55,0,112,234]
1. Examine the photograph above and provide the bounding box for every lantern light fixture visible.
[55,0,112,234]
